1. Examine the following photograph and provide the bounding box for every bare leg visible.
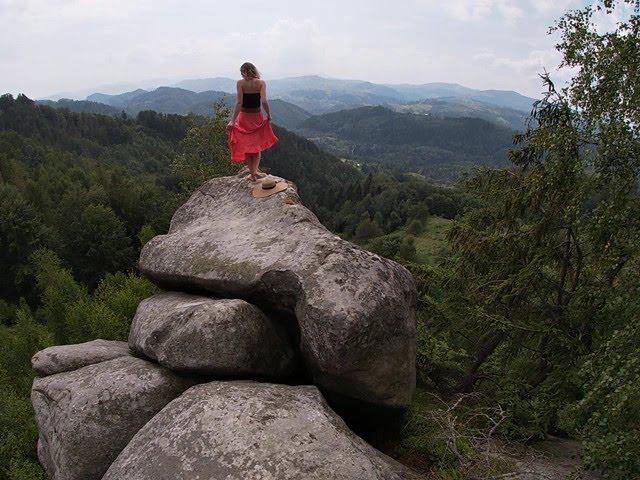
[247,154,258,181]
[255,151,262,176]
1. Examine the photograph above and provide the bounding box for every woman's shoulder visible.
[237,78,264,88]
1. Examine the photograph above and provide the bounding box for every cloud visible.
[592,1,638,33]
[473,48,560,71]
[472,47,577,93]
[0,0,580,98]
[529,0,576,15]
[416,0,524,24]
[1,0,158,22]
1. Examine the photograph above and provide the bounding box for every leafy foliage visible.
[170,100,237,193]
[0,92,471,479]
[398,2,640,477]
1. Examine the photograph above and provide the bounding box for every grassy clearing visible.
[413,217,452,265]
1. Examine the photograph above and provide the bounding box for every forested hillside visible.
[0,94,474,478]
[297,105,515,182]
[391,98,527,130]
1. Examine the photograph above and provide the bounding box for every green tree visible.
[355,214,384,241]
[397,235,417,262]
[423,1,639,475]
[170,100,237,193]
[62,204,134,288]
[366,231,403,259]
[0,306,52,480]
[0,185,48,301]
[137,224,156,247]
[406,219,424,235]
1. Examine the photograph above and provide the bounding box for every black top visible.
[242,92,261,108]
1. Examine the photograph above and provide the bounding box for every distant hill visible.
[122,87,228,115]
[384,82,476,100]
[382,82,535,112]
[268,99,312,129]
[172,77,237,93]
[36,98,122,116]
[173,75,401,114]
[465,89,536,112]
[390,98,528,130]
[82,87,311,129]
[87,89,149,108]
[87,87,228,115]
[296,105,516,182]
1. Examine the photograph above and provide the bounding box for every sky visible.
[0,0,608,99]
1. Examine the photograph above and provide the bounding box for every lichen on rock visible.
[129,292,296,378]
[103,381,421,480]
[139,175,417,407]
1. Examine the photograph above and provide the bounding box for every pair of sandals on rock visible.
[238,166,267,183]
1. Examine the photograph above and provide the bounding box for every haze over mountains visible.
[171,75,537,113]
[31,74,532,182]
[38,74,534,130]
[84,87,311,130]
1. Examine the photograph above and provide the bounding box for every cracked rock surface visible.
[139,175,417,407]
[103,381,422,480]
[31,356,194,480]
[31,339,131,377]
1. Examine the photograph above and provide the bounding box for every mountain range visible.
[171,75,537,113]
[39,88,311,130]
[32,75,528,181]
[38,74,536,119]
[37,74,533,131]
[390,98,528,130]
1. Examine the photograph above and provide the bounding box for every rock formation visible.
[32,355,194,480]
[31,339,131,376]
[129,292,295,378]
[103,381,420,480]
[139,175,417,407]
[31,174,420,479]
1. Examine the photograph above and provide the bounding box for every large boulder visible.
[103,381,421,480]
[139,176,416,407]
[31,339,131,376]
[31,355,194,480]
[129,292,295,378]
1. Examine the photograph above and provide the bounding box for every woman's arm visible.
[260,81,271,121]
[228,80,242,126]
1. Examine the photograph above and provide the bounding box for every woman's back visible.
[239,78,263,94]
[239,78,264,109]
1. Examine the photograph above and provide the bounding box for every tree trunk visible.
[457,330,505,392]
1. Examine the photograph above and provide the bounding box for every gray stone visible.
[129,292,295,378]
[103,381,421,480]
[31,339,131,376]
[138,175,416,407]
[31,355,194,480]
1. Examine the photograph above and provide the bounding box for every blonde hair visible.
[240,62,260,79]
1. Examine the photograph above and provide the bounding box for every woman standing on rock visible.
[226,62,278,182]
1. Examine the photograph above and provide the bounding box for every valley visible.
[38,74,528,182]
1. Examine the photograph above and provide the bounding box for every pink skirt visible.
[227,111,278,162]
